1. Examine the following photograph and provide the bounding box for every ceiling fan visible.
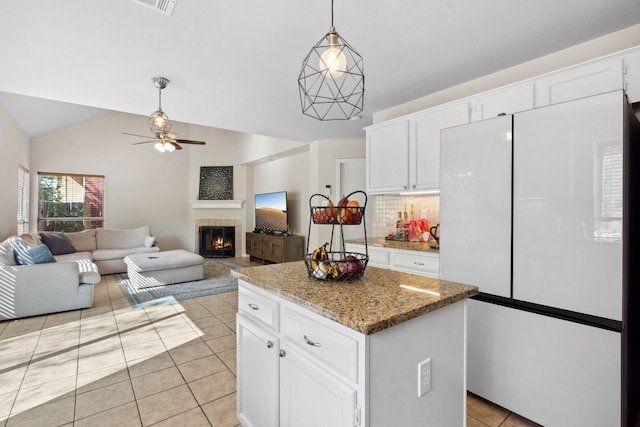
[123,76,206,152]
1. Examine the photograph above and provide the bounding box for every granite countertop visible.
[346,236,440,254]
[231,261,477,335]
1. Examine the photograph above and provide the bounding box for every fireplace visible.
[199,226,235,258]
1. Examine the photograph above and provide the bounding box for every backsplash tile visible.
[370,194,439,237]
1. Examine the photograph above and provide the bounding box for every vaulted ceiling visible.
[1,0,639,141]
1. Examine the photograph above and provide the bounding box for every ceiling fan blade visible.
[175,139,206,145]
[171,141,183,150]
[123,132,154,138]
[132,140,156,145]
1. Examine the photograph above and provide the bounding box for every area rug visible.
[116,258,248,308]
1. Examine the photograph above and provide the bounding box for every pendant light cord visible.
[331,0,334,26]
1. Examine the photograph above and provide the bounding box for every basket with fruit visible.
[310,192,366,225]
[305,243,368,282]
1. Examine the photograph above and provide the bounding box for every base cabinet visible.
[345,243,439,278]
[237,316,279,427]
[246,232,304,264]
[237,279,467,427]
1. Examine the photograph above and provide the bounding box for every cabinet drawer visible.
[392,251,439,278]
[239,286,280,332]
[283,308,358,382]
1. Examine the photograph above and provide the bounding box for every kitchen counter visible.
[231,261,477,335]
[346,236,439,253]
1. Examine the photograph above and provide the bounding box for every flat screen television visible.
[254,191,289,235]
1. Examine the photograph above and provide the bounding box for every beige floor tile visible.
[76,365,131,394]
[201,392,239,427]
[21,349,79,388]
[161,330,203,350]
[169,341,214,366]
[5,395,75,427]
[74,401,142,427]
[119,324,161,347]
[127,352,176,379]
[0,366,27,395]
[0,391,17,420]
[177,355,227,383]
[122,338,167,363]
[185,315,223,331]
[502,413,543,426]
[467,414,490,427]
[74,378,135,420]
[182,304,216,321]
[205,334,236,354]
[11,376,77,416]
[216,349,237,374]
[467,393,509,427]
[0,335,39,371]
[137,384,199,426]
[214,312,236,324]
[188,370,237,405]
[151,406,212,427]
[1,317,46,339]
[225,321,236,333]
[77,337,126,374]
[131,366,186,399]
[199,324,234,340]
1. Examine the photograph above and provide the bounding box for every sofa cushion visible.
[66,229,97,252]
[18,233,42,247]
[92,246,159,261]
[40,233,77,255]
[54,251,94,263]
[9,239,56,265]
[96,227,151,249]
[0,240,16,266]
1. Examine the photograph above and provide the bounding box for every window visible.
[594,140,622,241]
[17,166,30,235]
[38,173,104,232]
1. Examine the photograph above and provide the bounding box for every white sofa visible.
[0,226,159,320]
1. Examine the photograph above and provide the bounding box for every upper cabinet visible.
[366,101,469,194]
[366,46,639,195]
[410,103,470,191]
[623,49,640,103]
[535,58,624,107]
[471,83,535,120]
[366,120,410,193]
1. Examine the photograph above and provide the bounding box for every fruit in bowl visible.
[339,254,362,278]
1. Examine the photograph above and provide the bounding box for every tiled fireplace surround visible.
[195,218,243,256]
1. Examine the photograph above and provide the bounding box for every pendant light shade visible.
[298,1,364,121]
[148,77,172,134]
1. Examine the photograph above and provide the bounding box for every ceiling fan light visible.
[148,110,172,134]
[165,142,176,152]
[154,141,166,152]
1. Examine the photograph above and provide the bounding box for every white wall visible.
[0,103,30,241]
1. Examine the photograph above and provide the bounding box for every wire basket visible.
[309,191,366,225]
[304,251,369,281]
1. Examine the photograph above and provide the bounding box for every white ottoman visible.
[124,250,204,288]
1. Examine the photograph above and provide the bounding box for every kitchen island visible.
[232,261,478,427]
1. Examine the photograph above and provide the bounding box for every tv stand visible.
[246,232,304,264]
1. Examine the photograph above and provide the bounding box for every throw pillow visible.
[66,229,97,252]
[9,239,56,265]
[144,235,156,248]
[40,233,77,255]
[0,240,17,266]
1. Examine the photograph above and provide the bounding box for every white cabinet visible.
[535,57,624,107]
[410,102,470,191]
[623,49,640,103]
[237,281,364,427]
[345,243,439,277]
[366,102,469,193]
[366,120,410,193]
[237,316,280,427]
[471,82,534,120]
[344,243,390,269]
[391,249,439,278]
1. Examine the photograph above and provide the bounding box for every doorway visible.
[335,158,371,240]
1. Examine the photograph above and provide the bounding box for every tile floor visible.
[0,258,541,427]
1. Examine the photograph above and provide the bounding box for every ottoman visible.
[124,250,204,288]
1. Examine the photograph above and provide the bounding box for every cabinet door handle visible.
[303,335,322,347]
[267,341,273,348]
[279,349,286,358]
[270,242,273,254]
[248,303,259,310]
[413,261,425,266]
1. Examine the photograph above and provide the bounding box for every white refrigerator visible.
[440,90,639,426]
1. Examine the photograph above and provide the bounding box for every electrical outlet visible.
[418,358,431,397]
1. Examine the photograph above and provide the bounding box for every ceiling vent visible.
[130,0,177,16]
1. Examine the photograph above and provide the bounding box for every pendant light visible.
[148,76,172,134]
[298,0,364,121]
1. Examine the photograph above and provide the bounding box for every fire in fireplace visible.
[199,226,235,258]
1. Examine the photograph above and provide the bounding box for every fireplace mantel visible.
[191,200,245,209]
